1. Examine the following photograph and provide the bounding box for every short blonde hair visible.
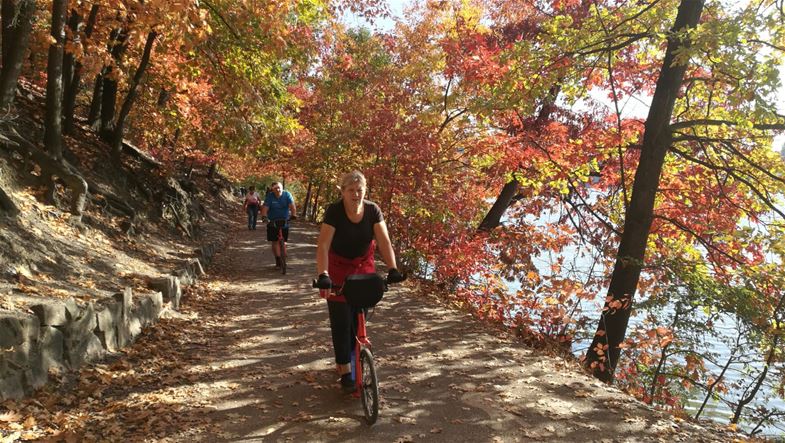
[340,170,366,190]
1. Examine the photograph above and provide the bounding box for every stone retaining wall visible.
[0,243,217,400]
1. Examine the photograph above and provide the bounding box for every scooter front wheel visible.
[359,347,379,424]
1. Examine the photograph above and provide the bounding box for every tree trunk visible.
[99,71,117,140]
[44,0,68,161]
[477,179,520,231]
[111,30,156,165]
[731,338,778,423]
[695,352,734,419]
[311,183,322,221]
[99,28,127,141]
[171,127,181,147]
[731,292,785,423]
[646,307,681,403]
[476,84,562,232]
[584,0,705,382]
[63,4,97,134]
[301,180,312,218]
[61,8,79,101]
[156,87,169,106]
[87,73,102,128]
[0,0,36,109]
[1,0,12,63]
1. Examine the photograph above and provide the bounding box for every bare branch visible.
[201,0,240,40]
[671,119,785,132]
[653,214,745,265]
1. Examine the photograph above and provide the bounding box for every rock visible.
[0,313,38,349]
[30,301,67,326]
[150,276,181,309]
[39,326,64,372]
[62,302,96,339]
[64,334,104,368]
[0,371,25,399]
[64,298,80,320]
[112,287,133,320]
[62,302,102,368]
[174,267,194,287]
[137,292,163,326]
[23,350,48,392]
[192,259,205,276]
[199,244,216,265]
[116,321,132,348]
[149,292,163,318]
[137,298,153,327]
[95,303,121,352]
[96,327,117,352]
[128,314,142,339]
[95,302,121,332]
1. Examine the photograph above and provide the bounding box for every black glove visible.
[387,268,406,284]
[316,273,332,289]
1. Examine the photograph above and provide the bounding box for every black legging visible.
[327,300,362,365]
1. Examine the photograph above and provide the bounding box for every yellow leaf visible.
[22,415,35,427]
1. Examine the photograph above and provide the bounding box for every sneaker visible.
[275,256,282,268]
[340,373,356,393]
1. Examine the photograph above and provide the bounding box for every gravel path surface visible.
[185,220,740,443]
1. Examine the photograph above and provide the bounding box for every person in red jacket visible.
[315,170,405,392]
[242,186,261,230]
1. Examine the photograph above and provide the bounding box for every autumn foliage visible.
[4,0,785,434]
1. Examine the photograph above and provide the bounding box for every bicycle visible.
[314,273,387,424]
[269,217,292,274]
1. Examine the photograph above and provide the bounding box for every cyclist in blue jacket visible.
[261,182,297,268]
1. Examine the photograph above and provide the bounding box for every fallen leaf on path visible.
[0,411,21,422]
[0,432,21,443]
[23,415,36,427]
[396,415,417,425]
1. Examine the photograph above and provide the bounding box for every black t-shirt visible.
[323,200,384,258]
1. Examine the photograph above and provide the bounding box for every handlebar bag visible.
[343,273,385,308]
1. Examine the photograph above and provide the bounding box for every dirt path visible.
[173,221,740,443]
[5,219,742,442]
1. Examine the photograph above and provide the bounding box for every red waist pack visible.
[326,241,376,303]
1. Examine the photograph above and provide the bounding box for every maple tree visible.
[383,0,785,430]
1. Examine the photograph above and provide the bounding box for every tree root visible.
[86,179,135,218]
[0,185,19,216]
[4,127,87,222]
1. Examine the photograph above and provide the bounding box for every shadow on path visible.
[12,217,737,442]
[158,220,733,442]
